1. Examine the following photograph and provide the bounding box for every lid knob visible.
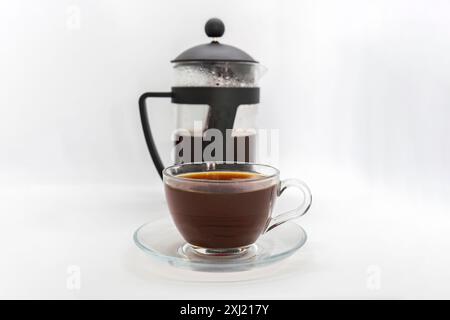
[205,18,225,38]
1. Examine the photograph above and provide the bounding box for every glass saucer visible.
[133,218,307,272]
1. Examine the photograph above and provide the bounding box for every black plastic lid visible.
[171,18,257,63]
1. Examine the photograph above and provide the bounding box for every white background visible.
[1,0,450,299]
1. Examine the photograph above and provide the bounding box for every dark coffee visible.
[174,133,256,163]
[164,171,277,249]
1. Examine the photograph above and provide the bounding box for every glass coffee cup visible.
[163,162,312,257]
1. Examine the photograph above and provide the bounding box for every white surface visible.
[2,182,450,299]
[1,0,450,299]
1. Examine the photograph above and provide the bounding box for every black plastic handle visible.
[139,92,172,179]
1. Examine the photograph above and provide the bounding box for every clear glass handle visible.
[265,179,312,233]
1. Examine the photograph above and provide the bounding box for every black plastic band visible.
[171,87,260,105]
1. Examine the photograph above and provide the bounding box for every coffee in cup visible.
[163,162,312,256]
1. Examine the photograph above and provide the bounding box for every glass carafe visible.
[172,61,265,164]
[138,18,265,179]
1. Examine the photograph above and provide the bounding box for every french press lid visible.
[172,18,258,63]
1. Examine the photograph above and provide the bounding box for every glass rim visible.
[172,61,259,66]
[162,162,280,184]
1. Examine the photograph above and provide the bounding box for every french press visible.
[139,18,265,178]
